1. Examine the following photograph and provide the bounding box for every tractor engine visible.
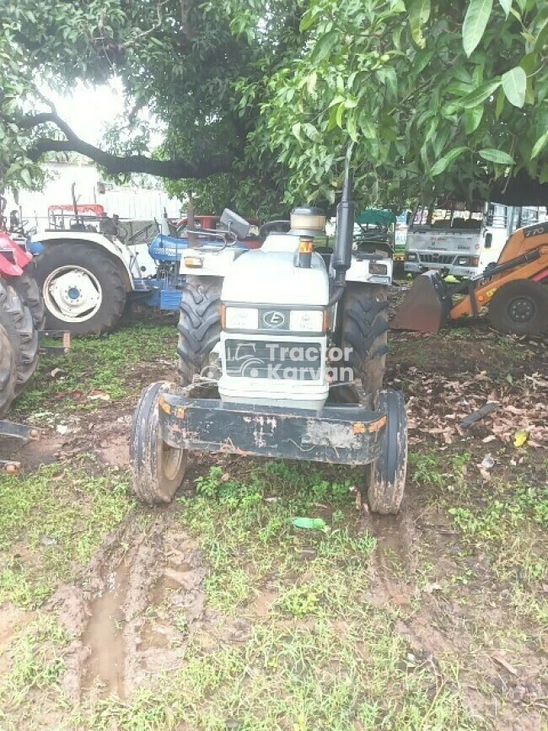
[218,209,331,411]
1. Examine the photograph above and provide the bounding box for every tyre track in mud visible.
[48,510,208,701]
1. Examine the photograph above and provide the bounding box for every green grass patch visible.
[73,618,478,730]
[15,322,177,416]
[0,460,135,607]
[180,462,372,617]
[0,615,70,728]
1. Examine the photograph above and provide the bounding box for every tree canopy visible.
[1,0,548,216]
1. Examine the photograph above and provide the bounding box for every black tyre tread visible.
[0,282,39,394]
[7,268,46,329]
[367,390,408,514]
[0,323,16,417]
[34,243,126,335]
[130,381,187,504]
[340,283,389,399]
[489,279,548,335]
[177,276,222,386]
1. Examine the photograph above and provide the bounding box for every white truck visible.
[405,202,545,278]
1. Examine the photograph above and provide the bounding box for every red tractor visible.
[0,232,45,416]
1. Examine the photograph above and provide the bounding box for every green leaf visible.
[347,115,359,143]
[501,66,526,108]
[479,148,515,164]
[309,29,338,63]
[291,123,303,142]
[464,105,484,133]
[495,87,505,118]
[498,0,512,15]
[360,118,377,140]
[430,146,469,176]
[460,79,501,108]
[531,129,548,159]
[462,0,493,57]
[20,168,32,188]
[408,0,431,48]
[292,517,327,531]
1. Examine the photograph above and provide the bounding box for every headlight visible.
[225,307,259,330]
[406,252,417,261]
[289,309,324,332]
[457,257,469,266]
[369,261,388,275]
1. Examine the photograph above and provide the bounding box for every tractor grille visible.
[419,253,454,264]
[224,339,322,380]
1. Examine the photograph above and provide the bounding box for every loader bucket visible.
[391,270,452,332]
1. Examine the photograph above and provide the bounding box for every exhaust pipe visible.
[329,150,355,305]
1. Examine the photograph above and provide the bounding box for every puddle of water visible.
[83,559,129,698]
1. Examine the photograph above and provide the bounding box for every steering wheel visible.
[259,219,291,239]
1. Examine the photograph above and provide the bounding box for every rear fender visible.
[0,232,32,269]
[0,252,24,276]
[30,232,135,290]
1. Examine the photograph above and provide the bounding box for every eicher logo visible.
[263,311,286,328]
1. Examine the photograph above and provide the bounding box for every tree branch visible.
[19,112,235,179]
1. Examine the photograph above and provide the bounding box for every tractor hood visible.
[221,248,329,306]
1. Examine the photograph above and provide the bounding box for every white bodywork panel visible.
[222,248,329,306]
[178,248,243,277]
[218,332,329,410]
[346,256,392,285]
[31,231,158,289]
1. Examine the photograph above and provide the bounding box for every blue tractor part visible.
[134,232,251,311]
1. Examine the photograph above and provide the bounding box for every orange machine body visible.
[449,224,548,320]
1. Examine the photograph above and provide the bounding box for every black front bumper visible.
[158,389,387,466]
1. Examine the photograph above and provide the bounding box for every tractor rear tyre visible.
[488,279,548,336]
[177,276,222,385]
[7,268,46,330]
[338,283,389,405]
[130,382,188,504]
[367,390,408,514]
[0,282,39,395]
[0,323,16,417]
[34,243,126,335]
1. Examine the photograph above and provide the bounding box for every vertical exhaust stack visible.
[330,155,355,303]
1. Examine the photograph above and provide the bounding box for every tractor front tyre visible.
[367,390,408,515]
[34,243,127,335]
[130,382,188,504]
[339,283,389,404]
[7,268,46,330]
[488,279,548,336]
[0,282,39,395]
[177,276,222,386]
[0,323,16,417]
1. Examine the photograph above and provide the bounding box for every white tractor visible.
[130,165,408,514]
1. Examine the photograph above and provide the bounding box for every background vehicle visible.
[393,220,548,335]
[130,163,408,515]
[405,201,545,279]
[30,206,258,335]
[354,209,395,258]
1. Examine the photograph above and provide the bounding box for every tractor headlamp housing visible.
[289,310,324,332]
[224,306,259,330]
[369,261,388,276]
[406,252,418,262]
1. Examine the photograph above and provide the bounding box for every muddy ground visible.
[0,308,546,730]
